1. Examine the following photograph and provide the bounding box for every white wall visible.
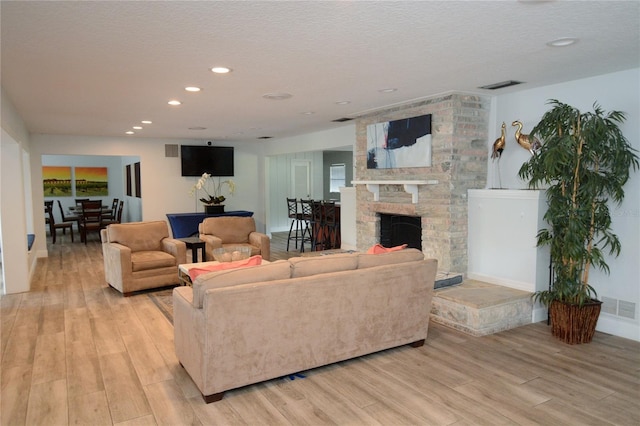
[263,125,356,234]
[489,68,640,340]
[1,89,33,294]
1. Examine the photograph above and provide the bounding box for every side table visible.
[178,237,206,263]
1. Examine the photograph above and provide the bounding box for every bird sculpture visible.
[491,122,506,160]
[512,120,542,155]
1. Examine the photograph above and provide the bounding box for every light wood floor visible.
[2,231,639,425]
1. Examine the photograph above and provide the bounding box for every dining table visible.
[69,205,113,215]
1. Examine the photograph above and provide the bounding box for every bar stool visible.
[310,200,325,251]
[286,198,305,251]
[323,200,339,249]
[299,199,314,252]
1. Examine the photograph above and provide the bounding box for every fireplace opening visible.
[379,214,421,250]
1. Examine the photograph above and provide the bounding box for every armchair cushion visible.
[200,217,255,244]
[131,251,179,272]
[106,220,169,251]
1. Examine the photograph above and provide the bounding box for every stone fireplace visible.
[353,93,490,273]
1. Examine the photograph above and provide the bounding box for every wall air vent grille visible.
[165,144,179,157]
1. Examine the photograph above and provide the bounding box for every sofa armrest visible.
[102,242,132,292]
[173,286,206,392]
[200,234,222,261]
[162,238,187,264]
[249,232,270,261]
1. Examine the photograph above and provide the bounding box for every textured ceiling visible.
[2,1,639,141]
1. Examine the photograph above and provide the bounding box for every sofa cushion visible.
[106,221,169,252]
[131,250,177,272]
[289,253,358,278]
[357,248,424,269]
[192,260,291,308]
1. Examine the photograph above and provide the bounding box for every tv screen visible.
[180,145,234,177]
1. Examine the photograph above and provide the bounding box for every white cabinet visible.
[467,189,550,321]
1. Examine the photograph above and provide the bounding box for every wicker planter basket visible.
[549,299,602,344]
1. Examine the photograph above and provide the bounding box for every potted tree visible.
[518,99,638,344]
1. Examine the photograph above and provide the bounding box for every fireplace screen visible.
[379,214,422,250]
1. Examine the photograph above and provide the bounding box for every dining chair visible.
[46,202,74,244]
[79,200,103,244]
[102,200,124,227]
[44,200,53,227]
[57,200,80,229]
[104,198,119,220]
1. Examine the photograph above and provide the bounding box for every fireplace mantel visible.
[351,180,438,204]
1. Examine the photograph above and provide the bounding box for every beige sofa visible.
[173,248,437,402]
[198,216,270,261]
[101,221,186,296]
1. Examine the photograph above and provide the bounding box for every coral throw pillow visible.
[366,244,408,254]
[189,255,262,281]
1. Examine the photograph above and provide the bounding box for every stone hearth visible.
[431,280,533,336]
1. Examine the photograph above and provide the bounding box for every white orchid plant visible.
[190,172,236,205]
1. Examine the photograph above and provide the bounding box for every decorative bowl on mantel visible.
[212,246,251,262]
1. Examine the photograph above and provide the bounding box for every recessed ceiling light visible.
[133,126,143,130]
[141,120,152,124]
[185,86,201,92]
[168,100,182,106]
[125,131,135,135]
[262,92,293,100]
[211,67,231,74]
[378,88,397,93]
[301,111,315,115]
[547,37,578,47]
[335,100,351,105]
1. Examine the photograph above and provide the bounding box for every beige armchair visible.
[101,221,186,296]
[199,216,270,261]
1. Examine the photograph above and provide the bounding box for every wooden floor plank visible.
[99,351,152,424]
[25,378,68,426]
[144,380,202,425]
[68,390,113,426]
[31,330,66,385]
[0,364,32,426]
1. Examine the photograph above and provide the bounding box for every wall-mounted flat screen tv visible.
[180,145,234,177]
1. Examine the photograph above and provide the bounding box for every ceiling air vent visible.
[332,117,353,122]
[257,136,273,139]
[479,80,524,90]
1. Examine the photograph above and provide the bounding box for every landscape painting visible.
[42,166,72,196]
[367,113,432,169]
[75,166,108,196]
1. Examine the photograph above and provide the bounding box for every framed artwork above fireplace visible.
[366,113,432,169]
